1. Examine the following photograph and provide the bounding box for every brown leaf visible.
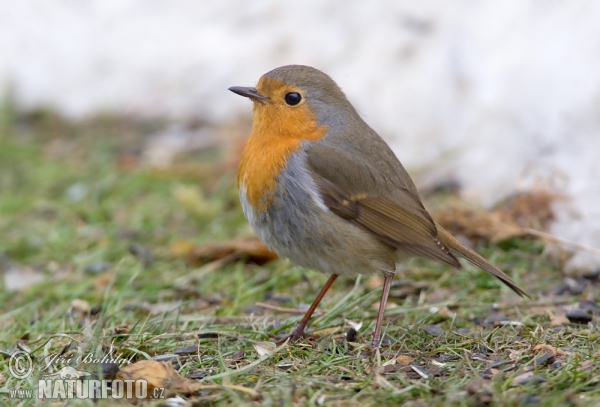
[498,191,560,230]
[435,307,456,319]
[396,355,414,366]
[254,342,277,356]
[532,344,568,356]
[93,273,113,291]
[423,325,444,337]
[108,324,131,336]
[68,299,91,321]
[434,190,560,243]
[117,360,262,404]
[170,240,198,258]
[549,314,570,327]
[174,239,278,266]
[117,360,181,403]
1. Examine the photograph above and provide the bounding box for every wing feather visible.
[307,155,460,268]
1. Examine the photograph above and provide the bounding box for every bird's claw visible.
[275,328,317,345]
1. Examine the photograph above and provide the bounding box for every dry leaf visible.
[396,355,414,366]
[254,342,277,356]
[532,344,568,356]
[434,190,560,243]
[170,240,197,258]
[108,324,131,336]
[435,307,457,319]
[68,299,91,321]
[549,314,570,327]
[117,360,186,404]
[174,239,277,266]
[116,360,262,404]
[93,273,113,291]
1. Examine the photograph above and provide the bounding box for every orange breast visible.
[238,93,328,212]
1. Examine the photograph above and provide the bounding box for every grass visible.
[0,107,598,406]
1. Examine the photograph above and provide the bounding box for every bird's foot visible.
[275,326,317,345]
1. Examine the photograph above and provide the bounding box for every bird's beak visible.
[228,86,271,103]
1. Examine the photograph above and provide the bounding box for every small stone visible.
[579,300,599,313]
[564,277,586,295]
[547,284,569,296]
[434,354,456,364]
[230,350,245,360]
[276,363,294,370]
[490,360,511,369]
[152,354,177,362]
[84,261,112,274]
[90,305,102,316]
[513,372,546,386]
[174,345,200,355]
[197,332,219,339]
[128,244,155,268]
[346,327,358,342]
[264,292,292,303]
[380,336,396,346]
[478,368,500,380]
[566,310,593,324]
[550,361,562,369]
[533,352,555,367]
[424,325,444,337]
[581,268,600,280]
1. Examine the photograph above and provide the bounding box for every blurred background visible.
[1,1,599,271]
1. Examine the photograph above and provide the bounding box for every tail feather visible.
[436,224,531,298]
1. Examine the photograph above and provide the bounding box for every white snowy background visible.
[1,1,599,270]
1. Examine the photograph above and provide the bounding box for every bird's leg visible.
[276,274,338,345]
[371,273,394,348]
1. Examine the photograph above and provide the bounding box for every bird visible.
[229,65,530,348]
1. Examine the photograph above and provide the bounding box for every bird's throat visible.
[238,102,327,212]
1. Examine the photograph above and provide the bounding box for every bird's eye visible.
[284,92,302,106]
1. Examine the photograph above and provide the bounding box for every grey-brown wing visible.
[306,143,461,268]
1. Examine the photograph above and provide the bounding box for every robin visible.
[229,65,530,348]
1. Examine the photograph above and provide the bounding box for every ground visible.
[0,107,598,406]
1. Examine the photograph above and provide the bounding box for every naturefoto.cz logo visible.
[7,350,165,401]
